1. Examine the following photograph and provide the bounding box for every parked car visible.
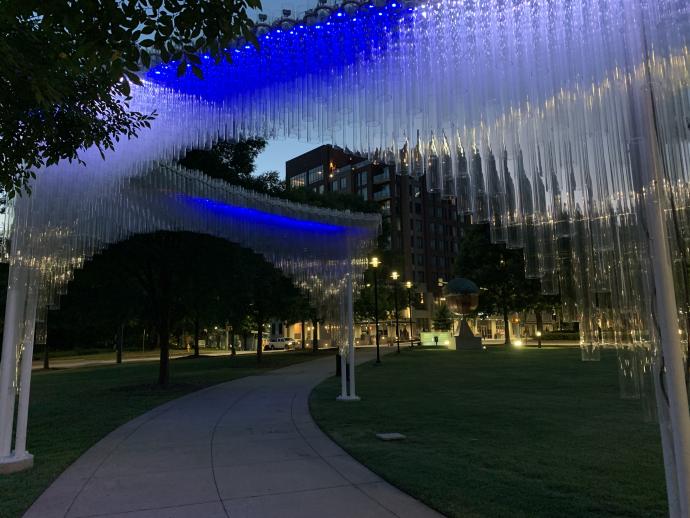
[266,337,295,350]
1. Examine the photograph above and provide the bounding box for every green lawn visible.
[33,348,192,364]
[1,349,332,518]
[310,347,667,518]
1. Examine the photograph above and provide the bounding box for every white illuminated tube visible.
[0,0,689,507]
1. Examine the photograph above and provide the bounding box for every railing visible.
[373,188,390,201]
[373,170,390,184]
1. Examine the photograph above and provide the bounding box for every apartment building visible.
[286,145,460,334]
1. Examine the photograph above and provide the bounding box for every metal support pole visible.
[116,323,123,364]
[374,268,380,363]
[394,282,400,354]
[408,288,413,346]
[339,349,347,399]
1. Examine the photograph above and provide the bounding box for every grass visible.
[310,347,667,518]
[1,349,332,518]
[33,348,192,363]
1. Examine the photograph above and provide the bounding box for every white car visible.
[266,337,295,350]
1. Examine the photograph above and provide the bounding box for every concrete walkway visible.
[25,352,442,518]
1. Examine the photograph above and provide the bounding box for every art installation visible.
[0,0,688,513]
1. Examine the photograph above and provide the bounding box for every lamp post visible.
[371,256,381,364]
[391,271,400,354]
[437,277,447,332]
[405,280,413,346]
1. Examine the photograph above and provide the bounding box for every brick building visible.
[285,145,460,334]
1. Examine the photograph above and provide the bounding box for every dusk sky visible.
[251,1,332,177]
[254,138,326,176]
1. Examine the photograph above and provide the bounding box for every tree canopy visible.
[454,223,554,345]
[50,231,310,384]
[180,138,380,214]
[0,0,260,196]
[432,303,453,331]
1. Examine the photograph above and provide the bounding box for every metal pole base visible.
[336,395,361,402]
[0,451,33,474]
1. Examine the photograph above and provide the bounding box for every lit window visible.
[290,172,307,188]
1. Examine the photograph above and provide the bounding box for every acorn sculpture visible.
[444,278,483,350]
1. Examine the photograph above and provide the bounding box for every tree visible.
[50,231,307,383]
[245,259,302,362]
[0,0,260,197]
[353,252,403,347]
[432,303,453,331]
[180,138,269,185]
[454,223,542,346]
[354,280,393,324]
[48,249,147,352]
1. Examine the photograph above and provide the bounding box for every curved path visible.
[25,352,442,518]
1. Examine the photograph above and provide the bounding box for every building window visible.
[373,167,390,184]
[373,186,390,201]
[357,186,368,200]
[308,166,323,185]
[290,172,307,188]
[340,177,348,191]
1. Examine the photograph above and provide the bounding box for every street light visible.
[391,271,400,354]
[370,256,381,364]
[536,330,542,349]
[405,280,413,346]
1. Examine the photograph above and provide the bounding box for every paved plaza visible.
[25,352,441,518]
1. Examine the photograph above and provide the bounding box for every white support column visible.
[646,184,690,517]
[337,272,359,401]
[0,265,36,473]
[13,273,39,462]
[654,360,681,518]
[0,266,28,461]
[347,273,358,400]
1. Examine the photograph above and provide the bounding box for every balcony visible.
[373,187,391,201]
[373,170,390,184]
